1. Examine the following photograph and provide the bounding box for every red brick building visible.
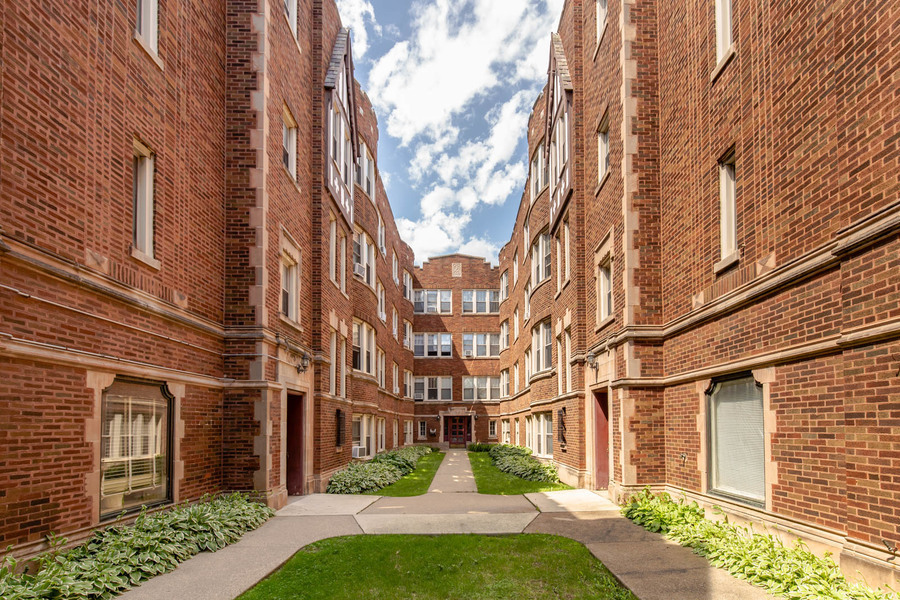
[492,0,899,588]
[1,0,898,588]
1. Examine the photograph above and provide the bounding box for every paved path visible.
[119,450,773,600]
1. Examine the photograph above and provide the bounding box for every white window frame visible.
[353,230,377,288]
[462,376,502,401]
[418,420,427,440]
[531,321,553,374]
[489,420,497,438]
[377,348,385,388]
[132,139,155,259]
[392,362,400,395]
[462,333,500,358]
[283,0,297,37]
[500,370,510,398]
[404,420,413,445]
[283,107,298,179]
[280,246,300,322]
[462,289,500,314]
[598,118,609,183]
[716,0,734,63]
[414,333,453,358]
[597,248,613,323]
[413,289,452,314]
[513,363,520,394]
[136,0,159,53]
[404,370,413,398]
[414,376,452,402]
[597,0,608,41]
[708,375,765,505]
[352,320,377,376]
[719,155,737,260]
[377,281,386,321]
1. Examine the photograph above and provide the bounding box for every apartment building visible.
[493,0,900,588]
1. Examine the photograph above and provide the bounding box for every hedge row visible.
[467,443,494,452]
[326,446,433,494]
[487,444,560,483]
[0,494,274,600]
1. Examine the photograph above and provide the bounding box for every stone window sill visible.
[710,45,735,83]
[131,246,161,270]
[133,32,164,71]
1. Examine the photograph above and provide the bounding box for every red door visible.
[287,393,304,495]
[448,417,467,447]
[594,391,610,489]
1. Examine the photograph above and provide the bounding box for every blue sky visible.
[336,0,564,265]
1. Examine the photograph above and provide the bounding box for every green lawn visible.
[365,451,445,496]
[238,534,637,600]
[468,452,572,495]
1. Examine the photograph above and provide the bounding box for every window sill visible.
[280,313,304,334]
[130,246,161,270]
[710,45,736,83]
[282,164,302,191]
[595,314,615,333]
[594,170,610,196]
[132,31,164,71]
[592,21,608,62]
[283,12,302,57]
[713,250,740,275]
[554,278,571,300]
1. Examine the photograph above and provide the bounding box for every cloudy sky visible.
[336,0,564,265]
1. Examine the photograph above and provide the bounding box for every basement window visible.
[708,375,765,505]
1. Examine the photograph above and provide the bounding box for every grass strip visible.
[366,451,445,496]
[468,452,571,495]
[239,534,637,600]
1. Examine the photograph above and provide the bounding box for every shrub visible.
[488,444,532,462]
[493,454,560,483]
[0,493,273,600]
[622,489,900,600]
[327,446,433,494]
[467,443,494,452]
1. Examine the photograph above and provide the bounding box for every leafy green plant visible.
[327,446,433,494]
[622,489,900,600]
[467,443,494,452]
[482,444,559,483]
[0,493,274,600]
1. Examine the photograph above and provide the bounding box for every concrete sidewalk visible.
[118,450,772,600]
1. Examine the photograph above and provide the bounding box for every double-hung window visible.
[463,376,501,401]
[596,0,608,41]
[716,0,733,63]
[280,247,299,322]
[414,333,452,358]
[719,152,737,261]
[414,289,452,314]
[132,139,155,260]
[462,333,500,358]
[598,118,609,183]
[352,321,376,376]
[532,234,551,283]
[414,376,452,401]
[461,289,500,314]
[353,231,376,287]
[597,253,613,322]
[136,0,159,53]
[532,321,552,373]
[283,107,298,179]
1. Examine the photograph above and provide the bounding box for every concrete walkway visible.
[119,450,773,600]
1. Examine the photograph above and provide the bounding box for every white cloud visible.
[336,0,381,58]
[458,237,501,265]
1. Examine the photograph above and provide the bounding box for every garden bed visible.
[326,445,435,494]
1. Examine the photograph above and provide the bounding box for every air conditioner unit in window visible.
[353,264,366,278]
[414,393,424,400]
[351,446,366,459]
[463,351,473,358]
[380,311,386,321]
[393,276,400,286]
[380,244,387,255]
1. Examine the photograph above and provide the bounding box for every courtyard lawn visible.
[468,452,572,495]
[238,534,637,600]
[365,451,445,496]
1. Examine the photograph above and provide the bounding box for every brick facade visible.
[1,0,898,588]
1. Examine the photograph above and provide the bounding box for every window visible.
[329,330,337,395]
[329,217,337,283]
[462,289,500,314]
[136,0,159,53]
[418,420,427,440]
[513,362,520,394]
[281,249,299,321]
[500,271,509,301]
[556,220,570,292]
[532,233,551,283]
[283,108,297,179]
[500,369,510,397]
[404,370,413,398]
[377,281,386,321]
[513,252,519,284]
[515,419,520,445]
[596,0,607,40]
[719,153,737,260]
[352,414,376,457]
[530,143,545,202]
[532,321,553,374]
[403,271,413,300]
[358,143,375,197]
[283,0,297,37]
[708,376,765,504]
[501,420,511,444]
[716,0,733,63]
[392,363,399,395]
[532,413,553,457]
[404,321,413,349]
[338,231,346,292]
[462,333,500,358]
[132,139,155,259]
[598,118,609,183]
[414,333,453,358]
[524,281,531,321]
[500,321,509,350]
[413,289,452,314]
[335,410,344,447]
[523,222,529,255]
[564,329,572,393]
[339,336,346,397]
[597,255,613,322]
[392,307,398,339]
[352,320,376,376]
[353,231,376,287]
[377,213,386,253]
[377,418,385,452]
[404,420,413,445]
[392,253,399,285]
[101,379,170,516]
[377,348,385,388]
[489,420,497,438]
[513,309,520,340]
[463,377,502,401]
[414,376,452,401]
